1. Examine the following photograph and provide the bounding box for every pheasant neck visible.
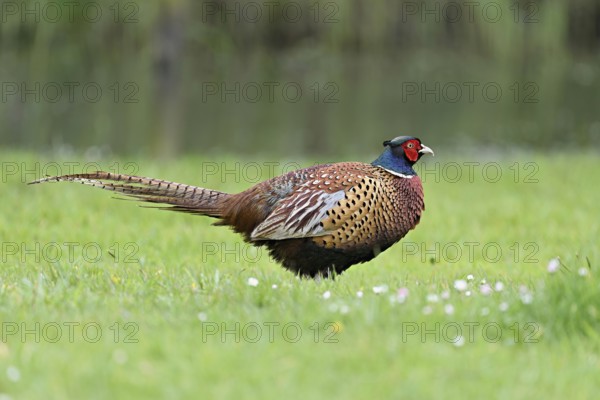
[371,148,417,177]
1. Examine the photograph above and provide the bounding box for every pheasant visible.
[30,136,433,277]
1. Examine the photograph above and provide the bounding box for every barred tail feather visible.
[29,171,229,217]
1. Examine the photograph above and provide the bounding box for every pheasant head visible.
[371,136,434,177]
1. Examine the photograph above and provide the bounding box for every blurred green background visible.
[1,0,599,158]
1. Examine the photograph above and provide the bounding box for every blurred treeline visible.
[0,0,599,157]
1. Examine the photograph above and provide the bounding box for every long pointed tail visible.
[29,171,230,217]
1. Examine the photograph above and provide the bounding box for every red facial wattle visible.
[401,140,421,162]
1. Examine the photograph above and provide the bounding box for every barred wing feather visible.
[251,189,346,240]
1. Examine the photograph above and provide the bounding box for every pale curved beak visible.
[419,144,434,156]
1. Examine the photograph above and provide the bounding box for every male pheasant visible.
[30,136,433,277]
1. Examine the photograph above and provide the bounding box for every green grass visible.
[1,151,599,399]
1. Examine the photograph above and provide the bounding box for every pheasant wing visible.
[251,187,346,240]
[250,163,377,241]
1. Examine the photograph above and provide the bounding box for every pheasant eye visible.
[407,143,414,149]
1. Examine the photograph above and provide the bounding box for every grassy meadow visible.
[1,150,599,399]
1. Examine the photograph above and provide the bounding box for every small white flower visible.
[396,287,409,303]
[197,312,208,322]
[112,349,128,365]
[453,335,465,347]
[494,281,504,292]
[465,290,472,297]
[547,258,560,273]
[467,274,474,281]
[578,267,589,277]
[356,290,364,298]
[453,279,468,291]
[271,284,278,289]
[519,285,529,295]
[480,284,493,296]
[391,296,404,304]
[499,302,509,312]
[372,285,388,294]
[6,366,20,382]
[340,305,350,314]
[426,294,440,303]
[444,304,455,315]
[322,290,331,299]
[247,277,259,287]
[521,293,533,304]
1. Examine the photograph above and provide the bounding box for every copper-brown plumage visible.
[30,136,434,277]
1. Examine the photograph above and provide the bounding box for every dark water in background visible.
[0,0,599,157]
